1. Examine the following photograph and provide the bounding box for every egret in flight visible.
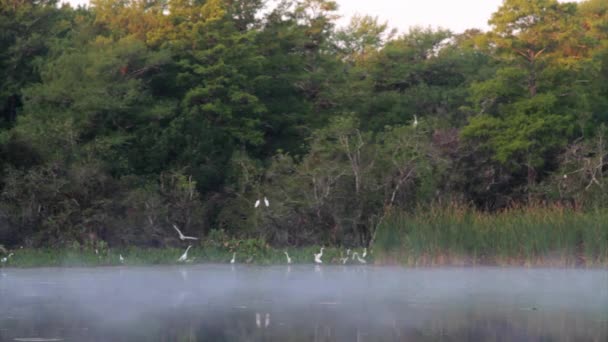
[178,245,192,262]
[284,251,292,264]
[230,252,236,264]
[172,224,199,241]
[264,196,269,207]
[314,247,324,264]
[352,252,366,264]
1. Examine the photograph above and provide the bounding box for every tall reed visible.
[374,205,608,267]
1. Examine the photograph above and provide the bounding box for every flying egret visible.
[352,252,366,264]
[178,245,192,262]
[284,251,292,264]
[413,114,418,128]
[264,196,269,207]
[254,199,261,208]
[314,247,324,264]
[255,313,261,328]
[172,224,199,241]
[264,313,270,328]
[362,247,367,258]
[230,252,236,264]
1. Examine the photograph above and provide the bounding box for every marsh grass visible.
[374,205,608,267]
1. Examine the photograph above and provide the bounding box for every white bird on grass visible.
[314,247,324,264]
[119,254,125,264]
[284,251,292,264]
[413,114,418,128]
[254,199,261,208]
[264,196,269,207]
[178,245,192,262]
[230,252,236,264]
[362,247,367,258]
[352,252,366,264]
[172,224,199,241]
[1,253,14,263]
[339,252,349,264]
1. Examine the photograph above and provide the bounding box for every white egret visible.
[362,247,367,258]
[352,252,366,264]
[314,247,324,264]
[339,252,348,264]
[172,224,199,241]
[264,196,269,207]
[230,252,236,264]
[119,254,125,263]
[1,253,13,263]
[284,251,292,264]
[177,245,192,262]
[255,313,261,328]
[254,199,261,208]
[413,114,418,128]
[264,313,270,328]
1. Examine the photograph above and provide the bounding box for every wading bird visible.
[1,253,13,263]
[178,245,192,262]
[264,196,269,207]
[255,313,261,328]
[230,252,236,264]
[265,313,270,328]
[314,247,324,264]
[119,254,125,263]
[339,252,349,264]
[352,252,366,264]
[413,114,418,128]
[172,224,199,241]
[284,251,292,264]
[362,247,367,258]
[254,199,261,208]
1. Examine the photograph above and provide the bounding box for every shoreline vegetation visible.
[2,1,608,264]
[2,206,607,268]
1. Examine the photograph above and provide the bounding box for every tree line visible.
[0,0,607,248]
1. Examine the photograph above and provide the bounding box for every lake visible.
[1,266,607,341]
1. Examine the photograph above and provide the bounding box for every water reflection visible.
[0,266,606,341]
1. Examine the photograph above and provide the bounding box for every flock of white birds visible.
[1,195,369,266]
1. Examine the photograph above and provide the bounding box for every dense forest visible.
[0,0,607,251]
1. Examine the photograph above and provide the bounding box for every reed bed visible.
[374,205,608,267]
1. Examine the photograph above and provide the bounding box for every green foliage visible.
[1,0,608,257]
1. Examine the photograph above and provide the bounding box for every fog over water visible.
[1,266,607,341]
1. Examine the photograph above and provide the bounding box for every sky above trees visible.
[61,0,583,33]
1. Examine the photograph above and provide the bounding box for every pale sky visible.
[64,0,583,34]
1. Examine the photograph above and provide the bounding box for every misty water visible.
[1,266,607,341]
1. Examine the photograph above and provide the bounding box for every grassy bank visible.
[0,244,362,268]
[374,206,608,267]
[2,206,607,268]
